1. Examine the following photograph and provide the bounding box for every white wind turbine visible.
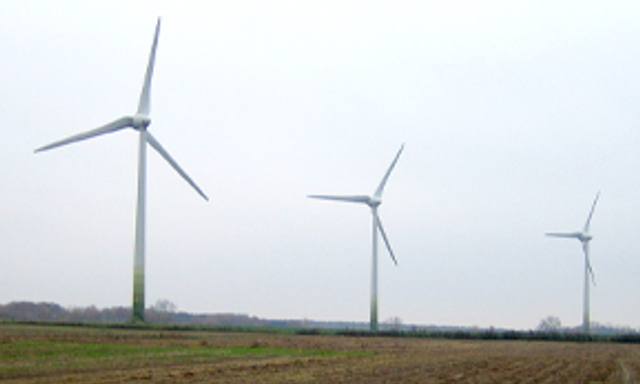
[309,145,404,332]
[35,18,208,322]
[546,192,600,334]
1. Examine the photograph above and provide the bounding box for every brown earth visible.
[2,324,640,383]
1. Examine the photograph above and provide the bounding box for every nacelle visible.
[579,233,593,242]
[131,114,151,129]
[367,197,382,207]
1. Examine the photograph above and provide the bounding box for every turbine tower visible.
[309,144,404,332]
[35,18,208,322]
[546,192,600,334]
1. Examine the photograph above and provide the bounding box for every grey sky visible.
[2,1,640,330]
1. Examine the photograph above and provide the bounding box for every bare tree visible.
[384,316,403,331]
[150,299,177,313]
[537,316,562,332]
[148,299,178,322]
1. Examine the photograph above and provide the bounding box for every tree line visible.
[2,302,638,340]
[0,301,264,326]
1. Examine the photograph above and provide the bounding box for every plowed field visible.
[2,324,640,383]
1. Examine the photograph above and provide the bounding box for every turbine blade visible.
[583,192,600,233]
[545,232,581,239]
[588,264,596,286]
[584,242,595,284]
[137,17,161,115]
[307,195,371,204]
[146,132,209,201]
[583,242,596,286]
[374,210,398,266]
[374,144,404,198]
[34,116,133,153]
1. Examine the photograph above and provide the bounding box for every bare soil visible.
[2,324,640,383]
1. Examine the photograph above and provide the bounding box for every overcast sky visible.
[2,1,640,330]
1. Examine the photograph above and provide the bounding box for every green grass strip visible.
[0,339,357,377]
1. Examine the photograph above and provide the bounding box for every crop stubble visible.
[2,324,640,383]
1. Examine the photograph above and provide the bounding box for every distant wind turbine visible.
[546,192,600,334]
[309,145,404,332]
[35,18,208,322]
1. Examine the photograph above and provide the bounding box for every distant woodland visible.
[0,301,276,327]
[1,301,637,336]
[0,301,368,330]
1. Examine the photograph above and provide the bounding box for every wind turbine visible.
[546,192,600,334]
[35,18,208,322]
[309,144,404,332]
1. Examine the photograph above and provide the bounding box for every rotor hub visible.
[580,233,593,242]
[367,197,382,208]
[131,114,151,129]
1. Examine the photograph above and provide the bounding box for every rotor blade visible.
[34,116,133,153]
[374,144,404,198]
[137,17,161,115]
[545,232,582,239]
[146,132,209,201]
[583,242,596,286]
[373,210,398,266]
[307,195,371,204]
[583,191,600,233]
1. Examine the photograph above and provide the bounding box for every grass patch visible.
[0,337,352,378]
